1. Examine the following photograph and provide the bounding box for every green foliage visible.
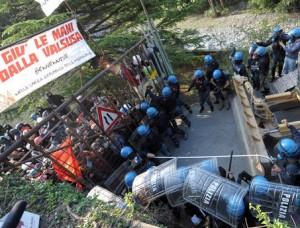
[1,13,69,46]
[161,29,205,68]
[250,0,299,11]
[249,203,290,228]
[96,32,141,55]
[0,175,161,227]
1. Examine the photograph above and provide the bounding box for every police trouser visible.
[271,54,284,78]
[260,72,269,90]
[163,127,179,146]
[170,106,190,127]
[251,70,260,90]
[177,98,192,112]
[198,90,213,108]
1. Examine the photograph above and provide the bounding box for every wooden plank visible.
[278,121,300,133]
[265,92,292,101]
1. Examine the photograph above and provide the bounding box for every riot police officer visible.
[187,69,214,113]
[281,27,300,74]
[124,170,137,191]
[230,51,248,78]
[146,107,182,148]
[167,75,192,114]
[136,124,170,158]
[252,46,270,93]
[256,26,290,80]
[211,69,231,110]
[203,55,220,81]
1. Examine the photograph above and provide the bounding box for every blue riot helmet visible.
[162,86,172,97]
[233,51,244,62]
[251,176,269,195]
[254,46,267,57]
[275,138,299,159]
[288,28,300,40]
[194,69,204,79]
[146,107,159,119]
[124,171,137,189]
[136,124,151,136]
[249,43,258,55]
[226,197,246,219]
[252,175,268,182]
[140,101,150,112]
[30,113,38,121]
[204,55,213,65]
[120,146,134,159]
[167,75,178,84]
[273,25,282,34]
[213,69,222,80]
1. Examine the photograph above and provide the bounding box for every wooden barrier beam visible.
[265,92,293,102]
[278,121,300,133]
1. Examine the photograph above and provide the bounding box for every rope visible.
[154,154,275,164]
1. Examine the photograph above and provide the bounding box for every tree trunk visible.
[207,0,217,16]
[219,0,225,8]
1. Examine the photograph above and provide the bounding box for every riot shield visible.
[132,158,177,207]
[165,159,219,207]
[249,176,300,227]
[183,167,248,227]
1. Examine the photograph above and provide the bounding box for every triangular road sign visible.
[96,106,122,133]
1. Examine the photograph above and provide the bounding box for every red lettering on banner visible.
[1,44,26,64]
[42,32,83,57]
[34,34,48,49]
[0,53,39,83]
[0,70,10,82]
[52,22,74,41]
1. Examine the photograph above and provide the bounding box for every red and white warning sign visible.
[96,106,122,132]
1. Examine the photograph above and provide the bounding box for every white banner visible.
[35,0,65,16]
[0,19,95,113]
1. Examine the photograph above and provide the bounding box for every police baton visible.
[226,150,234,179]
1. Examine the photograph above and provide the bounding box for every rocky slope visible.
[177,11,300,50]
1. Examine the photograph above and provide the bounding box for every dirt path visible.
[176,11,300,50]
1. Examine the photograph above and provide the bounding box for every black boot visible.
[210,105,214,112]
[181,115,191,128]
[219,103,225,111]
[199,106,204,113]
[184,103,193,114]
[226,102,231,110]
[170,135,180,148]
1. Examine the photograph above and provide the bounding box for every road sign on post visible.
[96,106,122,133]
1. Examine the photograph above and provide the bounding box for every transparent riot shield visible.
[132,158,177,207]
[183,167,248,227]
[164,159,219,207]
[249,176,300,227]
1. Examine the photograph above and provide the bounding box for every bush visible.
[249,203,290,228]
[0,175,162,227]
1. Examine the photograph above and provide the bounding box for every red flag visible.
[51,138,83,189]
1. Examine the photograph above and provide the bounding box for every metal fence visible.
[0,23,173,193]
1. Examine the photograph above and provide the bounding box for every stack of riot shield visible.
[132,158,300,227]
[183,167,248,227]
[132,158,219,207]
[164,159,219,207]
[249,176,300,227]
